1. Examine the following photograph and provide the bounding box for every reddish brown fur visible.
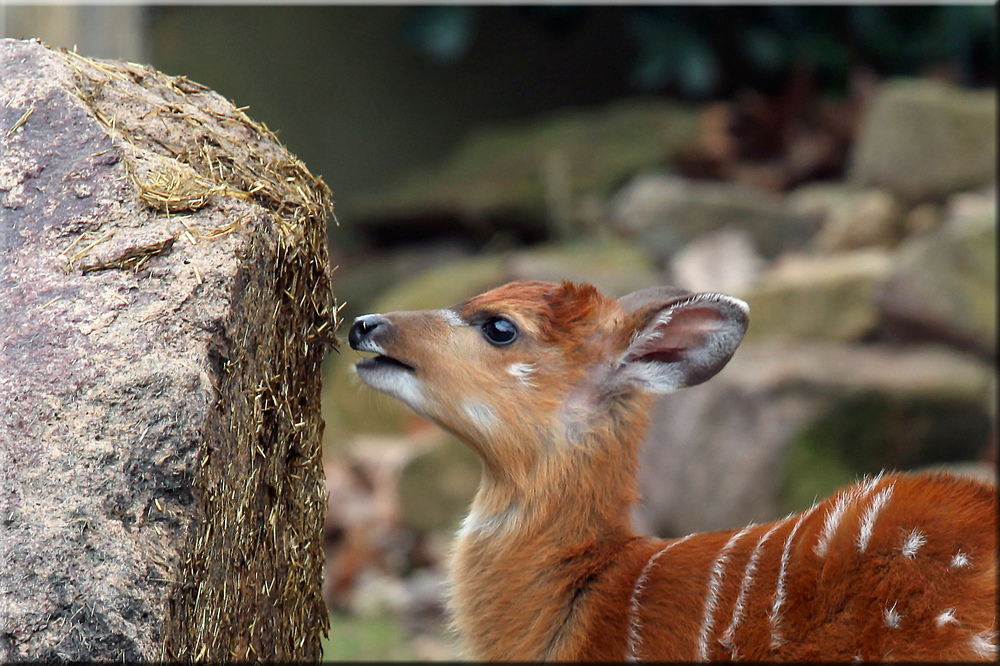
[351,280,998,661]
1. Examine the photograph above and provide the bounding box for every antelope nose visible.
[349,314,387,350]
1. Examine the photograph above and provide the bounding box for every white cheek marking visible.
[507,362,537,387]
[900,528,925,559]
[458,504,520,539]
[934,608,958,628]
[857,483,895,553]
[462,399,498,434]
[437,308,465,327]
[950,551,971,569]
[882,601,903,628]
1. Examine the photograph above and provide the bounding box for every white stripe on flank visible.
[814,473,882,558]
[721,520,784,657]
[857,483,895,553]
[900,528,926,559]
[696,524,754,661]
[626,534,694,663]
[769,504,820,649]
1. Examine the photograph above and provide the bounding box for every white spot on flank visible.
[462,399,498,433]
[857,482,895,553]
[900,528,926,559]
[770,504,819,649]
[722,520,783,656]
[970,628,997,658]
[626,534,694,662]
[814,473,882,558]
[883,601,903,628]
[506,362,537,387]
[934,608,959,628]
[696,525,753,661]
[950,551,972,569]
[437,308,464,327]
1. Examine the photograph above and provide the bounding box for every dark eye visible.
[481,316,518,346]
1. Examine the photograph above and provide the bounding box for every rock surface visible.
[610,173,818,261]
[667,228,764,295]
[740,248,892,342]
[876,198,996,360]
[0,39,334,661]
[849,78,996,201]
[809,188,904,253]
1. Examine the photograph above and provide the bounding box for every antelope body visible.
[348,280,997,661]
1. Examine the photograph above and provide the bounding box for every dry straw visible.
[56,47,339,660]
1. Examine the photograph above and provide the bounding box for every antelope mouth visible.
[357,354,416,373]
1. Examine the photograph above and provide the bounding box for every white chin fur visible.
[355,362,426,414]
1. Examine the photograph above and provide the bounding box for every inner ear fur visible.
[614,289,749,393]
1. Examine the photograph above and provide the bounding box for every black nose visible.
[349,314,386,349]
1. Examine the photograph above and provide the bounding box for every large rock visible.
[0,40,334,660]
[667,228,764,295]
[610,173,819,262]
[788,183,905,252]
[876,193,996,360]
[634,340,995,538]
[849,78,996,201]
[740,248,893,342]
[397,432,481,536]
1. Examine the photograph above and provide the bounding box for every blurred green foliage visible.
[404,6,997,97]
[321,612,418,661]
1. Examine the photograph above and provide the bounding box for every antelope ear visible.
[617,285,692,313]
[613,291,748,394]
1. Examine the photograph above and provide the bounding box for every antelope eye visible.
[481,316,518,346]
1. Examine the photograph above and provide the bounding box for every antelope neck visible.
[459,398,648,543]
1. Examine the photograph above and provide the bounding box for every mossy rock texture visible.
[0,39,335,661]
